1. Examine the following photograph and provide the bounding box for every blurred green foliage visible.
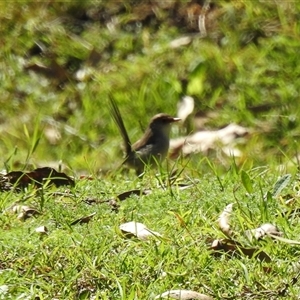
[0,0,300,173]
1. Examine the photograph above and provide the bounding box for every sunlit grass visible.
[0,0,299,173]
[1,2,300,298]
[1,167,300,298]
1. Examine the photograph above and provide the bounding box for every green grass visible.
[1,0,300,299]
[1,168,300,299]
[0,0,300,172]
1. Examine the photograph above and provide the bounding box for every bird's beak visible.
[171,117,181,122]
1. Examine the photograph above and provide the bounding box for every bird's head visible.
[149,113,181,135]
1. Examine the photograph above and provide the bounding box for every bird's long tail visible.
[109,96,132,157]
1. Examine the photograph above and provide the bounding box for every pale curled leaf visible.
[177,96,194,123]
[120,221,161,240]
[155,289,213,300]
[12,205,31,213]
[35,226,48,235]
[245,223,282,241]
[170,123,249,157]
[169,36,192,48]
[218,203,234,237]
[12,205,40,220]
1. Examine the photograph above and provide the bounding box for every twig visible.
[198,0,211,37]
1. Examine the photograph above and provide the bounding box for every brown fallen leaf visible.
[24,59,69,84]
[70,212,96,226]
[120,221,162,240]
[86,189,152,211]
[116,189,151,201]
[101,189,153,210]
[4,167,74,190]
[84,190,151,211]
[82,197,102,205]
[210,239,271,262]
[155,289,213,300]
[82,197,120,212]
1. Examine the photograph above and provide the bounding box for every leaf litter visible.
[12,205,41,221]
[155,289,213,300]
[2,162,300,298]
[119,221,162,241]
[170,123,249,158]
[0,167,74,191]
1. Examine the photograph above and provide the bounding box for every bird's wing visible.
[109,96,132,156]
[131,128,154,151]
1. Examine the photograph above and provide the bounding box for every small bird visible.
[110,98,180,175]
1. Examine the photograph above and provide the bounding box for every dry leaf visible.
[177,96,194,122]
[24,59,69,83]
[169,36,192,48]
[117,189,151,201]
[218,203,234,238]
[4,167,74,189]
[170,124,249,158]
[119,221,161,240]
[12,205,40,221]
[245,223,282,241]
[35,226,48,234]
[93,189,152,212]
[155,289,213,300]
[211,239,271,262]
